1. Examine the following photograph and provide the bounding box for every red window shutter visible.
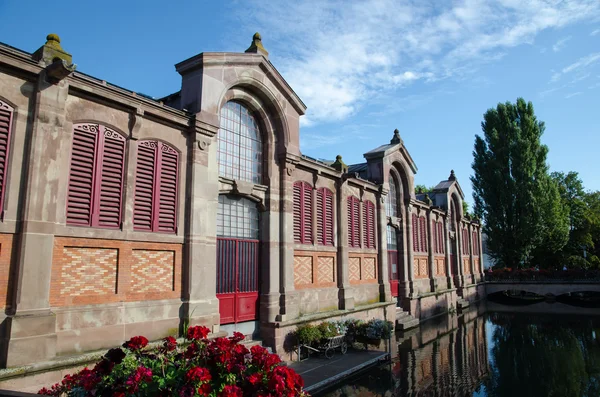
[348,196,360,248]
[96,128,126,228]
[67,124,99,226]
[363,201,375,249]
[0,101,13,218]
[316,188,324,244]
[157,144,178,232]
[134,142,156,231]
[412,214,418,252]
[302,182,312,244]
[419,217,426,253]
[293,182,302,243]
[370,202,375,248]
[362,202,368,248]
[324,189,334,245]
[439,223,445,254]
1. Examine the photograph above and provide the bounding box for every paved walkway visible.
[289,350,389,393]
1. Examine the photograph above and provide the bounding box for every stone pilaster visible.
[275,158,299,321]
[444,216,453,290]
[336,179,354,310]
[6,72,72,366]
[405,202,416,298]
[468,223,476,284]
[376,187,392,302]
[182,121,220,331]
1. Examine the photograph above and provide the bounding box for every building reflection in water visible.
[319,306,490,397]
[394,307,489,396]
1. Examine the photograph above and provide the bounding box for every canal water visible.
[316,303,600,396]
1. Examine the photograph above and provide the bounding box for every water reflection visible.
[317,305,600,396]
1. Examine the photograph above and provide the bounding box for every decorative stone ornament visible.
[448,169,456,181]
[33,34,76,81]
[332,155,348,173]
[245,32,269,58]
[390,128,403,145]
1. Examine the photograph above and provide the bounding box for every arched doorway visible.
[450,199,459,288]
[216,101,263,324]
[386,173,403,298]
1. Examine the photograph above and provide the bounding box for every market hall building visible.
[0,33,484,373]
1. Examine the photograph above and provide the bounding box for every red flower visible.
[105,347,126,364]
[93,359,115,375]
[113,393,126,397]
[186,367,212,383]
[125,366,152,392]
[185,342,199,359]
[248,372,263,385]
[187,325,210,341]
[163,335,177,351]
[198,382,212,396]
[219,385,243,397]
[122,335,149,351]
[179,385,195,397]
[231,331,245,342]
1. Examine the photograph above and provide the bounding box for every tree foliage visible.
[471,98,568,268]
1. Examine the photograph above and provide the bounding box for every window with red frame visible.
[347,196,360,248]
[0,100,14,219]
[217,101,262,184]
[472,231,479,255]
[66,123,126,229]
[433,221,438,253]
[438,222,445,254]
[316,187,334,246]
[293,181,312,244]
[419,216,427,252]
[133,140,179,233]
[363,200,376,249]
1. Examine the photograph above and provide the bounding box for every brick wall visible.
[348,253,377,284]
[463,258,471,275]
[435,256,446,276]
[293,251,336,289]
[51,237,182,307]
[0,233,14,310]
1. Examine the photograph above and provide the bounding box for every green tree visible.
[471,98,568,268]
[414,184,435,193]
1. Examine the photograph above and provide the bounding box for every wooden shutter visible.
[348,196,360,248]
[96,128,126,228]
[363,201,375,249]
[419,217,426,253]
[316,188,323,244]
[0,101,12,218]
[412,214,418,252]
[472,231,478,255]
[158,144,178,232]
[302,182,312,244]
[317,188,334,246]
[67,124,99,226]
[134,141,156,231]
[438,223,444,254]
[293,182,302,243]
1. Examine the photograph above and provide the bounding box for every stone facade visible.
[0,33,484,373]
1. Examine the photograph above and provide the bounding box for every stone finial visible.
[390,128,403,145]
[33,33,73,66]
[424,193,433,206]
[448,169,456,181]
[245,32,269,58]
[332,154,348,173]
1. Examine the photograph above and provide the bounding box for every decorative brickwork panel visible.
[435,257,446,276]
[0,233,14,310]
[294,256,313,287]
[131,250,175,292]
[413,256,429,279]
[463,258,471,274]
[362,257,376,280]
[349,257,360,282]
[474,258,480,273]
[60,247,118,297]
[316,256,335,284]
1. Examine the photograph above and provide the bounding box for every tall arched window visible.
[386,176,398,217]
[216,195,259,240]
[217,101,262,184]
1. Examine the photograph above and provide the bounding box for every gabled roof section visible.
[174,51,306,116]
[363,129,418,174]
[433,170,465,199]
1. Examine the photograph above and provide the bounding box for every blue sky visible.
[1,0,599,207]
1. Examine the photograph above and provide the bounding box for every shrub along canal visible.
[315,302,600,396]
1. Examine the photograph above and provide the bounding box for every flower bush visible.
[294,318,394,349]
[38,326,309,397]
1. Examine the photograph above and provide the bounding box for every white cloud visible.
[592,28,600,36]
[552,36,572,52]
[239,0,600,125]
[551,52,600,82]
[565,92,583,99]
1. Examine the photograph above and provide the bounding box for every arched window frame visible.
[217,101,263,184]
[0,100,14,220]
[386,176,398,218]
[293,181,313,244]
[472,230,479,255]
[66,123,126,229]
[316,187,334,246]
[133,140,179,233]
